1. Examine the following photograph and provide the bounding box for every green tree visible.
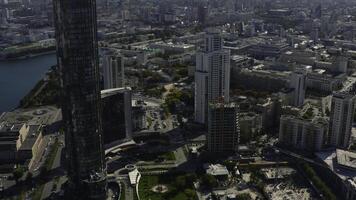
[201,174,218,189]
[175,175,187,188]
[236,193,252,200]
[185,173,197,187]
[184,189,196,199]
[13,166,24,183]
[25,172,33,182]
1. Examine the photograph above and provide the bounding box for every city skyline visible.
[0,0,356,199]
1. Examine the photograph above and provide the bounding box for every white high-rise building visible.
[195,30,231,124]
[329,92,355,149]
[103,54,125,89]
[290,68,306,107]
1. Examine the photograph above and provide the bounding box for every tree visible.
[201,174,218,189]
[175,175,187,188]
[184,173,197,187]
[236,193,252,200]
[13,167,24,183]
[25,172,33,182]
[184,189,196,199]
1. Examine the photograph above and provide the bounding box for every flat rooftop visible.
[0,106,60,126]
[101,87,132,98]
[316,150,356,181]
[205,164,229,176]
[0,123,23,133]
[265,182,314,200]
[262,167,296,180]
[336,149,356,170]
[19,125,41,150]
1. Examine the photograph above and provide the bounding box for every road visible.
[119,177,134,200]
[40,135,64,200]
[273,147,328,169]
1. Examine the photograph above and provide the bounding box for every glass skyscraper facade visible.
[53,0,107,199]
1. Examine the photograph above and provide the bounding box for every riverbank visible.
[19,65,61,109]
[0,48,56,61]
[0,53,57,113]
[0,50,56,61]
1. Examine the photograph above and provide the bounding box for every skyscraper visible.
[207,102,239,153]
[103,53,125,89]
[195,30,230,124]
[289,68,306,107]
[329,92,355,149]
[53,0,107,199]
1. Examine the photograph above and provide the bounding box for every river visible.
[0,53,57,113]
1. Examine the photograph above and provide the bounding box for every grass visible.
[31,184,45,200]
[302,163,337,200]
[16,190,26,200]
[138,175,197,200]
[19,66,61,108]
[160,151,176,161]
[119,182,125,200]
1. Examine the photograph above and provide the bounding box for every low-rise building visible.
[205,163,229,178]
[148,42,195,54]
[306,71,345,93]
[316,149,356,200]
[0,123,44,167]
[248,42,289,59]
[0,123,29,162]
[230,55,254,69]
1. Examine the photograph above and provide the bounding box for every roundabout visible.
[151,184,169,194]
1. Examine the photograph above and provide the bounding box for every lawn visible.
[138,175,197,200]
[160,151,176,161]
[17,190,26,200]
[119,182,125,200]
[31,184,45,200]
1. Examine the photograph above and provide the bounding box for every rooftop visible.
[262,167,296,180]
[316,150,356,181]
[101,87,132,98]
[205,164,229,176]
[0,123,24,133]
[336,149,356,170]
[19,125,41,150]
[128,168,141,185]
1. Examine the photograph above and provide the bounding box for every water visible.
[0,53,57,113]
